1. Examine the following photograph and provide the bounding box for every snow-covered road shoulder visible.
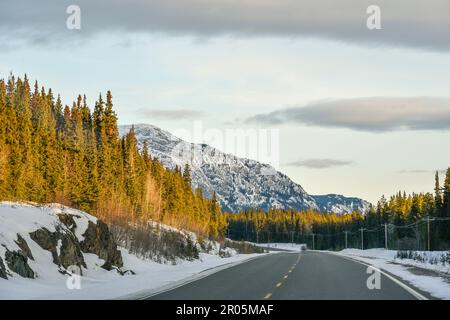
[333,249,450,300]
[1,245,265,300]
[0,201,267,300]
[255,243,307,252]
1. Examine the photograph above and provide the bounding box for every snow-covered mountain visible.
[119,124,370,214]
[312,194,371,215]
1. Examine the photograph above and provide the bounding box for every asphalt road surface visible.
[149,251,429,300]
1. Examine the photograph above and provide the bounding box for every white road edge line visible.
[124,253,276,300]
[323,251,428,300]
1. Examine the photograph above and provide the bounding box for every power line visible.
[226,215,450,250]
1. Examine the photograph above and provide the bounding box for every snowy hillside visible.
[0,202,263,299]
[119,124,370,214]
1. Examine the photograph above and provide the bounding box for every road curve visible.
[149,251,427,300]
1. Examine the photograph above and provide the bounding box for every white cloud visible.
[247,97,450,132]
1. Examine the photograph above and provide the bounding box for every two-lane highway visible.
[149,251,429,300]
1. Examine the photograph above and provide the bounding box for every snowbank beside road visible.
[335,249,450,300]
[1,248,262,300]
[256,243,306,252]
[1,247,262,299]
[0,202,264,300]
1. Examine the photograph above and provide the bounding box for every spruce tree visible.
[443,168,450,218]
[183,164,192,188]
[434,171,442,215]
[0,80,8,197]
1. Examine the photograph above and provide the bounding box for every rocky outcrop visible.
[4,250,34,279]
[0,256,7,279]
[81,221,123,270]
[29,227,86,271]
[57,213,78,233]
[29,219,122,272]
[15,234,34,260]
[0,203,127,282]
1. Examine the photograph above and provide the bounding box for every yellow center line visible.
[271,259,299,295]
[264,293,272,299]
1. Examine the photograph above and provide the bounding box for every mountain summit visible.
[119,124,370,214]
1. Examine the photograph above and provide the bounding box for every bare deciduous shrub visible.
[221,239,265,254]
[396,250,450,268]
[106,215,199,264]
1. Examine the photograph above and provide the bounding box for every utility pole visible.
[427,216,431,251]
[312,233,315,250]
[384,223,388,250]
[360,228,364,250]
[344,231,348,249]
[291,231,294,246]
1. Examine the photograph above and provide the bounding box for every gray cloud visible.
[284,158,354,169]
[0,1,450,51]
[139,108,206,120]
[246,97,450,132]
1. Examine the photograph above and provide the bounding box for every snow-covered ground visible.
[0,202,264,300]
[1,248,262,300]
[335,249,450,300]
[257,243,306,252]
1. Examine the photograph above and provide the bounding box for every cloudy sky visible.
[1,0,450,203]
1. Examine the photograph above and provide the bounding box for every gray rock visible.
[0,256,7,279]
[58,231,86,269]
[29,228,58,263]
[15,234,34,260]
[81,221,123,270]
[29,227,86,271]
[5,250,35,279]
[57,214,78,233]
[117,269,135,276]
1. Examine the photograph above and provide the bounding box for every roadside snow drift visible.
[0,202,263,299]
[336,249,450,300]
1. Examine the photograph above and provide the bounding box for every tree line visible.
[226,170,450,250]
[0,74,226,238]
[226,208,364,246]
